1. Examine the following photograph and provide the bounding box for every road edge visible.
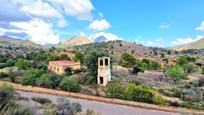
[0,81,203,115]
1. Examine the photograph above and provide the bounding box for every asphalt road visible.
[17,91,179,115]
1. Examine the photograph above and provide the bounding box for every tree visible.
[15,59,31,70]
[84,49,108,84]
[72,51,85,64]
[119,53,137,68]
[165,65,186,80]
[59,77,81,92]
[177,56,188,66]
[21,69,45,86]
[36,73,62,89]
[132,65,144,75]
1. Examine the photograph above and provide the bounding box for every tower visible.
[97,57,111,86]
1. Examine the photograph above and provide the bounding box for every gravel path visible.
[17,90,180,115]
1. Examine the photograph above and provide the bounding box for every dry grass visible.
[0,81,204,115]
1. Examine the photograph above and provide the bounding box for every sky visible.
[0,0,204,47]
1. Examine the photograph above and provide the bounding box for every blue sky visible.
[0,0,204,47]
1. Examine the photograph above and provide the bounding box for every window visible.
[54,67,56,70]
[105,59,108,66]
[100,59,103,66]
[100,77,103,84]
[57,68,59,72]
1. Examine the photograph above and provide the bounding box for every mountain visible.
[60,36,92,47]
[0,37,48,48]
[174,38,204,51]
[94,35,107,42]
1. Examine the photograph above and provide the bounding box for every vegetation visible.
[15,59,31,70]
[36,73,62,89]
[59,77,81,92]
[119,53,137,68]
[21,68,45,86]
[84,49,108,84]
[106,82,126,99]
[31,97,52,105]
[0,86,34,115]
[165,65,186,80]
[105,82,166,105]
[57,97,82,115]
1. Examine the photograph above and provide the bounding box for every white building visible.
[97,57,111,86]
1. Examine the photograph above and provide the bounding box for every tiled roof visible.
[50,60,79,66]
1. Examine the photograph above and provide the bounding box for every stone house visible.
[48,60,80,75]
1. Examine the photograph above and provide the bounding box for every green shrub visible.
[36,73,62,89]
[59,77,81,92]
[56,97,82,115]
[119,53,137,68]
[105,82,126,99]
[21,68,45,86]
[202,66,204,74]
[15,59,31,70]
[165,65,186,80]
[0,85,14,105]
[183,63,197,74]
[31,97,52,105]
[126,83,166,105]
[1,106,34,115]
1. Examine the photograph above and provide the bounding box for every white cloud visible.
[90,32,123,41]
[89,19,111,31]
[171,35,204,45]
[19,0,66,27]
[10,18,60,45]
[51,0,94,20]
[158,24,169,29]
[0,30,5,36]
[20,0,60,19]
[196,21,204,31]
[79,31,86,36]
[156,38,163,42]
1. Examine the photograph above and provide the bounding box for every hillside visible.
[174,38,204,51]
[0,37,48,49]
[60,36,92,47]
[68,40,176,62]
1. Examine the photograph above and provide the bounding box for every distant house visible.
[48,60,80,75]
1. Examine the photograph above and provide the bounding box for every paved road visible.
[17,91,179,115]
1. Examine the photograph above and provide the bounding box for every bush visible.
[15,59,31,70]
[105,82,126,99]
[202,66,204,74]
[1,106,34,115]
[165,65,186,80]
[56,97,82,115]
[31,97,52,105]
[132,65,144,75]
[0,86,14,105]
[183,63,197,74]
[21,68,45,86]
[59,77,81,92]
[36,73,62,89]
[126,83,166,105]
[119,53,137,68]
